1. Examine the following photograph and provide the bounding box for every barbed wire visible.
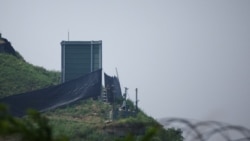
[158,118,250,141]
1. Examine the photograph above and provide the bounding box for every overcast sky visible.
[1,0,250,128]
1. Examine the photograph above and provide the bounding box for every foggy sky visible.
[1,0,250,128]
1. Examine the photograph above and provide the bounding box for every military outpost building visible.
[61,40,102,83]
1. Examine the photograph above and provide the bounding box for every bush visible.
[0,104,68,141]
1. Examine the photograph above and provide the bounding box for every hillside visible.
[0,54,60,98]
[0,34,60,98]
[0,36,183,141]
[44,99,183,141]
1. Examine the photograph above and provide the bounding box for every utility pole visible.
[124,87,128,99]
[112,85,115,120]
[122,87,128,111]
[135,88,139,114]
[115,68,119,80]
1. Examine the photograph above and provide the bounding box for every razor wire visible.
[158,118,250,141]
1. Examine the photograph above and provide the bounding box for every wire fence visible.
[158,118,250,141]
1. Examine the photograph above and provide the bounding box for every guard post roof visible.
[61,40,102,45]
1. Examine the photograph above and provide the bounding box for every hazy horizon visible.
[1,0,250,129]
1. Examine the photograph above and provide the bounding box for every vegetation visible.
[0,99,183,141]
[0,46,183,140]
[0,104,68,141]
[0,53,60,98]
[44,99,183,141]
[44,99,110,140]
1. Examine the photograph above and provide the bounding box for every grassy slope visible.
[0,52,183,141]
[0,53,60,98]
[45,99,111,141]
[44,99,183,141]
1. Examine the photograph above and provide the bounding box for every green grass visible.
[0,53,60,98]
[44,99,183,141]
[44,99,112,140]
[0,104,68,141]
[1,99,183,141]
[0,50,183,141]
